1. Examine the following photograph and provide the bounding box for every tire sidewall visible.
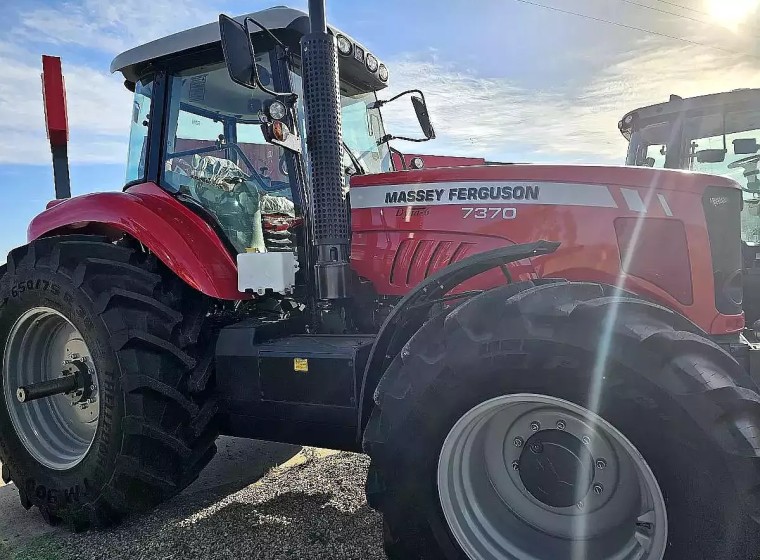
[383,344,747,560]
[0,265,124,514]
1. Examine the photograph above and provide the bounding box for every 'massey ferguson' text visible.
[383,185,540,204]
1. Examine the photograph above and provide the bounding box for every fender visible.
[27,182,245,300]
[355,239,560,439]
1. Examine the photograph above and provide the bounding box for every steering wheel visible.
[168,143,272,192]
[728,154,760,169]
[727,154,760,194]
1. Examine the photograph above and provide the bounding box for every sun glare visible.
[706,0,760,31]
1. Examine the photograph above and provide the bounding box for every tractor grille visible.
[390,240,475,287]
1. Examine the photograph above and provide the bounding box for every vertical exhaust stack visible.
[301,0,350,300]
[41,55,71,199]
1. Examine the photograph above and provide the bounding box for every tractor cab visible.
[112,6,432,255]
[620,89,760,245]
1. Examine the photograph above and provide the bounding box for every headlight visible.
[336,35,352,56]
[267,100,287,121]
[366,53,379,73]
[410,156,424,169]
[378,64,389,82]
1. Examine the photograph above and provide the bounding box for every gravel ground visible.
[1,444,385,560]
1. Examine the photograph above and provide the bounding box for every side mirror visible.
[696,149,726,164]
[734,138,760,155]
[219,14,297,101]
[219,14,258,89]
[374,89,436,144]
[411,96,435,140]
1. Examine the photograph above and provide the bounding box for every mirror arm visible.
[378,133,432,145]
[243,17,288,50]
[386,135,432,143]
[376,89,425,106]
[374,89,434,143]
[241,18,298,103]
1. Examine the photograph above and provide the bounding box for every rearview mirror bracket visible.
[373,89,435,144]
[219,14,297,104]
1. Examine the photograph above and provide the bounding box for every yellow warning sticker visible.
[293,358,309,373]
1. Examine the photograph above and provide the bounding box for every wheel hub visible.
[437,394,668,560]
[518,429,594,508]
[3,307,100,471]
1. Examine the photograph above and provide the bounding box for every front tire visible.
[364,281,760,560]
[0,235,218,530]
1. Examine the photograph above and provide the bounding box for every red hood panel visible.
[350,164,742,335]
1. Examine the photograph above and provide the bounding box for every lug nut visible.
[593,483,604,495]
[577,501,584,510]
[582,435,591,445]
[596,458,607,470]
[513,437,524,448]
[556,420,566,430]
[530,421,541,432]
[512,461,519,471]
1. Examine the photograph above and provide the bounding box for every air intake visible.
[301,0,350,299]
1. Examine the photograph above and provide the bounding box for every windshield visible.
[685,111,760,243]
[160,58,298,254]
[289,66,391,176]
[629,110,760,244]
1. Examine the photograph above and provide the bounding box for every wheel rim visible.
[437,394,667,560]
[3,307,100,470]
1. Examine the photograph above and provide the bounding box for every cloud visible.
[4,0,760,168]
[0,42,131,165]
[0,0,258,166]
[384,37,760,164]
[17,0,227,55]
[0,0,231,166]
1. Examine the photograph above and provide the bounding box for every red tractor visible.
[1,3,759,559]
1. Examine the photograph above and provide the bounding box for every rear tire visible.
[0,235,218,530]
[364,281,760,559]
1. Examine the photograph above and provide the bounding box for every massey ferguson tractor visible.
[2,3,760,559]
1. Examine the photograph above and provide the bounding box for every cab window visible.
[162,60,299,254]
[125,78,153,184]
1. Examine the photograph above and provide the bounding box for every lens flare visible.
[706,0,759,31]
[571,177,662,560]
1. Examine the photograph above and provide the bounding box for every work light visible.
[366,53,379,73]
[336,35,352,56]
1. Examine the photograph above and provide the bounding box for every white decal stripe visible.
[349,181,618,209]
[658,194,673,216]
[620,188,647,213]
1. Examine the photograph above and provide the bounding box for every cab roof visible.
[110,5,380,87]
[618,88,760,140]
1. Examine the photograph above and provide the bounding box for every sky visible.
[1,0,759,259]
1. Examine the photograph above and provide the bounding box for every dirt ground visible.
[0,438,384,560]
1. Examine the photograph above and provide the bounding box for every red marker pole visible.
[41,55,71,199]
